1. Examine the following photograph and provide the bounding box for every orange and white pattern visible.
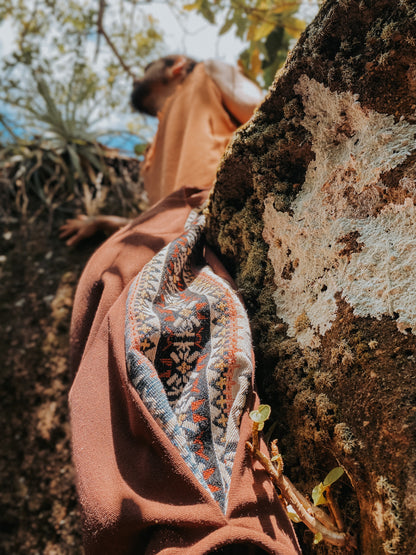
[125,210,253,513]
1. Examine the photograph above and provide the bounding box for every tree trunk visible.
[206,0,416,552]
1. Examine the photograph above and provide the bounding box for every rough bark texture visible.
[206,0,416,552]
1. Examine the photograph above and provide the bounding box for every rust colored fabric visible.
[69,187,301,554]
[141,63,237,206]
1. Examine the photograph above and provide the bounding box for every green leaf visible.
[323,467,344,487]
[219,17,234,36]
[258,404,271,420]
[253,21,276,41]
[183,1,202,11]
[81,147,103,172]
[313,532,323,544]
[312,482,327,506]
[287,511,301,523]
[250,47,262,77]
[199,1,215,24]
[134,142,149,156]
[234,15,248,39]
[271,1,302,15]
[281,16,306,39]
[249,404,271,423]
[66,144,83,178]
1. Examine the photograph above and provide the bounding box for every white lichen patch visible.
[375,476,402,554]
[263,75,416,347]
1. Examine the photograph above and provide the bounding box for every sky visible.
[0,1,319,152]
[140,4,246,63]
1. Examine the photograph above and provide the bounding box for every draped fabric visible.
[141,63,236,206]
[125,209,253,513]
[69,188,301,554]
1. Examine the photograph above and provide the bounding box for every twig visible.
[327,486,345,532]
[96,0,136,79]
[95,0,105,60]
[284,473,339,532]
[270,440,337,530]
[246,440,357,550]
[252,421,260,451]
[0,114,20,142]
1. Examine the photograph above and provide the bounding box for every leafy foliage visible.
[0,1,162,227]
[0,65,148,223]
[182,0,307,87]
[0,0,163,143]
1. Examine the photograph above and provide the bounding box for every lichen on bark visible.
[206,0,416,552]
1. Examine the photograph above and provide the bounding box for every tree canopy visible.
[0,0,163,144]
[0,0,315,226]
[0,0,313,145]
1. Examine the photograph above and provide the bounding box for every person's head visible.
[131,55,197,116]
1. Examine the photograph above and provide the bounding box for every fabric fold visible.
[69,187,301,554]
[125,209,253,513]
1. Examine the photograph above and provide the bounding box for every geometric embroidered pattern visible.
[125,209,253,513]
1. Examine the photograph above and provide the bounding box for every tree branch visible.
[327,486,345,532]
[96,0,136,80]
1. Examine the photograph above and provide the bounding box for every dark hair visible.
[131,55,197,115]
[130,79,153,115]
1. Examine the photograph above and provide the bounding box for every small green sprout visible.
[249,404,271,431]
[314,532,323,544]
[286,504,302,523]
[134,142,149,156]
[246,405,355,550]
[312,467,344,506]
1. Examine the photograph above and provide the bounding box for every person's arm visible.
[59,214,131,246]
[203,59,264,124]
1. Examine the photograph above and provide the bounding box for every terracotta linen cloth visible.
[69,187,301,554]
[141,63,237,206]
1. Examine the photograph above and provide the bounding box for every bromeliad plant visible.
[247,405,357,551]
[0,78,146,224]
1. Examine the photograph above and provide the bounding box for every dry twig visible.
[246,436,357,550]
[96,0,136,79]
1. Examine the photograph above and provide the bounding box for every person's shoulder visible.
[202,59,236,82]
[203,58,234,72]
[192,61,209,77]
[201,59,264,125]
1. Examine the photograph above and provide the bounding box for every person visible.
[69,55,301,554]
[59,55,263,246]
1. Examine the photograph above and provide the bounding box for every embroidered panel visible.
[125,210,253,512]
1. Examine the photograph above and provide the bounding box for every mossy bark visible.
[206,0,416,552]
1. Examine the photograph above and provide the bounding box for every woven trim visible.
[125,211,253,512]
